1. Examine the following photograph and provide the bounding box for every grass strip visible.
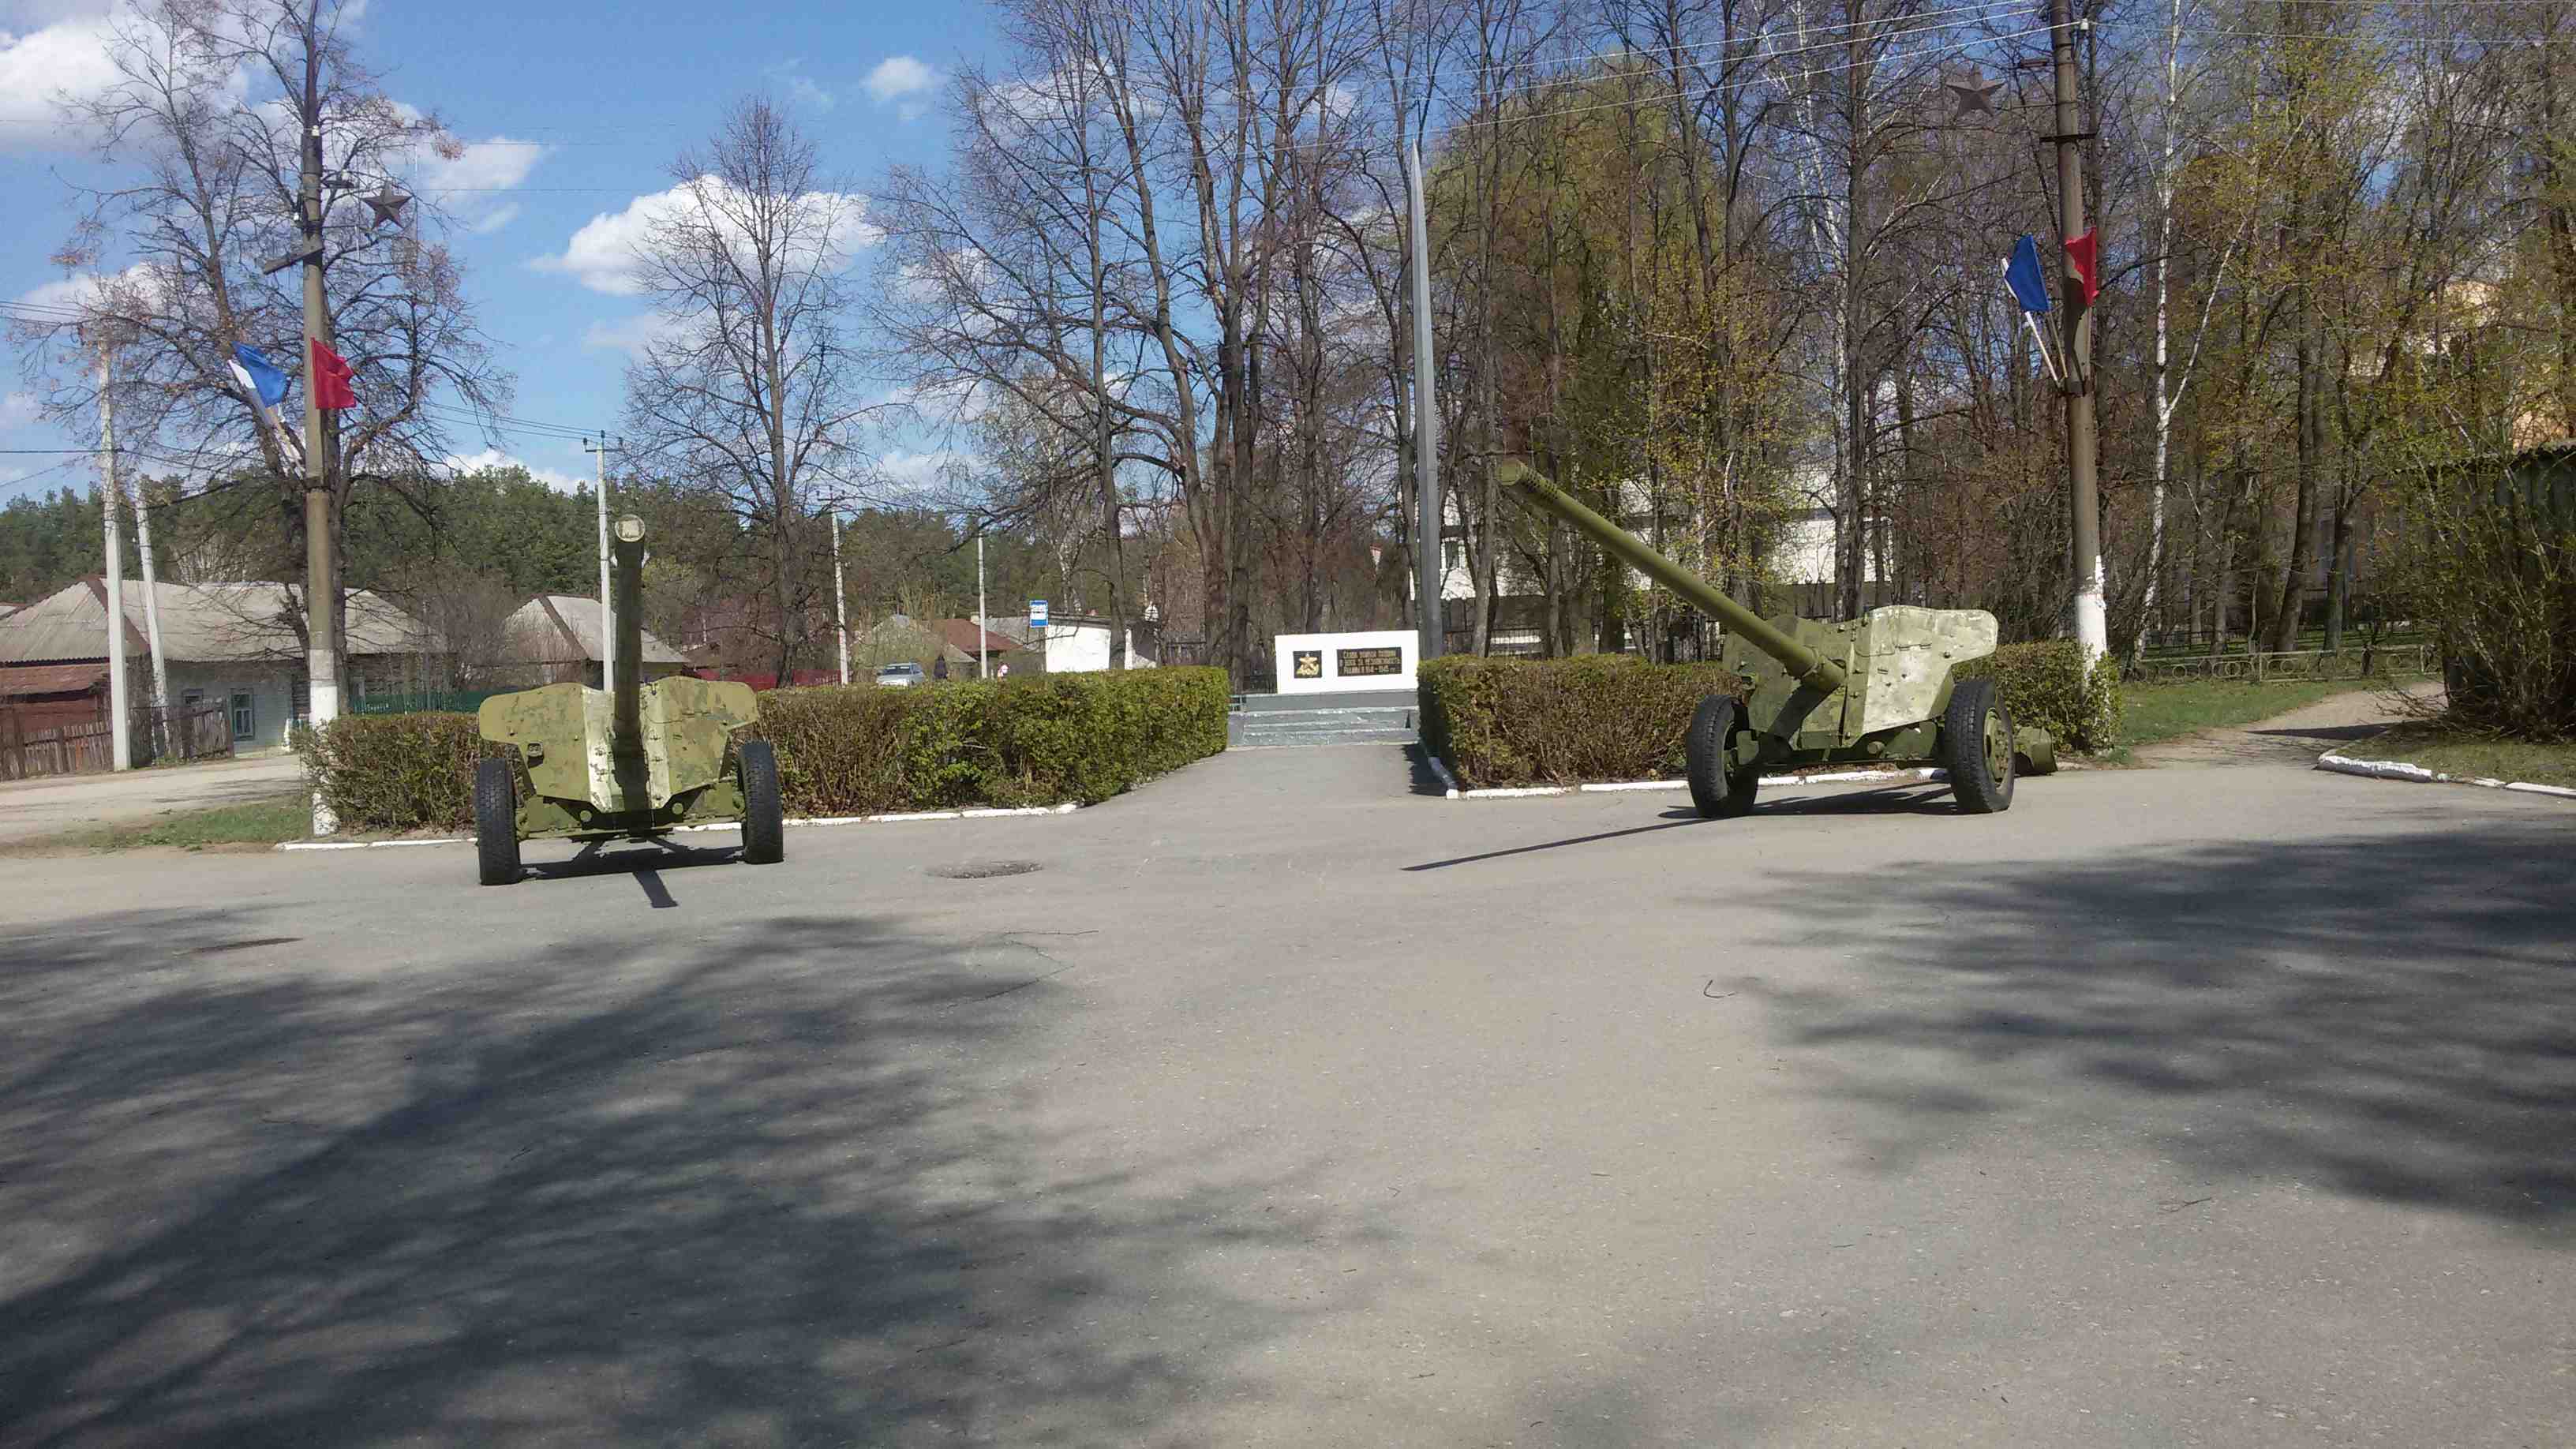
[2331,723,2576,790]
[2116,680,2382,748]
[8,792,313,855]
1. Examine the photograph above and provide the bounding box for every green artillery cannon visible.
[1502,462,2055,818]
[469,514,784,885]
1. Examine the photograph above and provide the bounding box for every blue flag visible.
[2004,235,2053,315]
[230,343,290,410]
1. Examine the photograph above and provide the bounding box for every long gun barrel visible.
[1499,461,1848,694]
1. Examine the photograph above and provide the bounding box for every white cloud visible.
[0,8,126,151]
[787,75,834,113]
[533,177,878,297]
[581,312,685,357]
[0,391,41,431]
[864,54,937,121]
[444,447,582,491]
[466,201,521,235]
[877,448,970,497]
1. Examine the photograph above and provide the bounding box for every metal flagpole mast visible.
[2050,0,2109,669]
[1406,141,1443,665]
[584,437,622,694]
[96,339,131,772]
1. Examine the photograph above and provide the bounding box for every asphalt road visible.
[2,746,2569,1446]
[0,751,305,845]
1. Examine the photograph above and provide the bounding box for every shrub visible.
[1422,642,2121,788]
[1419,654,1747,788]
[298,712,511,833]
[299,667,1232,833]
[2381,455,2574,739]
[1957,641,2124,754]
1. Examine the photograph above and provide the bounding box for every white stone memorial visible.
[1272,630,1417,695]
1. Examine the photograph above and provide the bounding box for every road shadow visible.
[0,908,1380,1445]
[2247,721,2394,746]
[1730,818,2576,1232]
[1747,781,1959,817]
[1403,743,1454,798]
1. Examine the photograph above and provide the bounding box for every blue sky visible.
[0,0,994,502]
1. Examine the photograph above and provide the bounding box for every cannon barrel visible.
[612,522,645,749]
[1499,462,1848,694]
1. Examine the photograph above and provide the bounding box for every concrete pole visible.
[301,114,340,743]
[2051,0,2109,670]
[976,529,988,680]
[585,437,621,695]
[1407,142,1443,665]
[97,346,131,772]
[830,508,850,685]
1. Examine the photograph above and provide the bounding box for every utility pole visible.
[829,507,850,685]
[975,528,988,680]
[298,103,342,750]
[95,339,131,772]
[1406,142,1443,665]
[2050,0,2109,669]
[584,436,623,695]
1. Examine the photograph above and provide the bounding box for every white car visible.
[874,662,927,688]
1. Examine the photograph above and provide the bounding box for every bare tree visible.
[15,0,512,692]
[623,97,882,682]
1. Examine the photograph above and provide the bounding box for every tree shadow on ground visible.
[0,907,1381,1446]
[1728,818,2576,1233]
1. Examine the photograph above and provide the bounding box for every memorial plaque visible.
[1337,646,1402,678]
[1292,650,1324,680]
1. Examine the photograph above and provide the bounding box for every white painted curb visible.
[2316,752,2576,800]
[1436,765,1946,800]
[278,802,1084,851]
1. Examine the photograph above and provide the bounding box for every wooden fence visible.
[1,702,233,781]
[2127,642,2437,685]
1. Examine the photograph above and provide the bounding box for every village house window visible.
[230,691,254,742]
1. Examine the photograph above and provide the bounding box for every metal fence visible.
[2126,643,2437,685]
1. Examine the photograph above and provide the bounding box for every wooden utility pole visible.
[2050,0,2109,668]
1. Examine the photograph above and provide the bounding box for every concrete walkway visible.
[2,746,2568,1445]
[2129,680,2443,769]
[0,751,305,845]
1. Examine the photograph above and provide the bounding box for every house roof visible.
[934,617,1020,659]
[0,578,429,665]
[507,595,687,666]
[0,661,109,698]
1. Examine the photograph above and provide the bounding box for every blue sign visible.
[1029,599,1048,627]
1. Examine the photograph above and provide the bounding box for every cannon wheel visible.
[1685,694,1762,819]
[739,739,784,865]
[1942,678,2016,814]
[474,758,522,886]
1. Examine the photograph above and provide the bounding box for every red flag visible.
[310,337,357,410]
[2064,229,2101,306]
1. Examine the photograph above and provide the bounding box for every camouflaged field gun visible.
[1500,462,2056,818]
[469,514,784,886]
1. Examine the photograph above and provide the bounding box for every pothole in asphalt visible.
[928,860,1043,879]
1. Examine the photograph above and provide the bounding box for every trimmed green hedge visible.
[298,667,1230,833]
[1421,642,2122,788]
[1419,654,1747,788]
[1956,641,2124,754]
[297,713,511,833]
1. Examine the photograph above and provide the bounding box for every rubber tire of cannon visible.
[474,758,522,886]
[1942,678,2016,815]
[739,740,785,865]
[1685,694,1761,819]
